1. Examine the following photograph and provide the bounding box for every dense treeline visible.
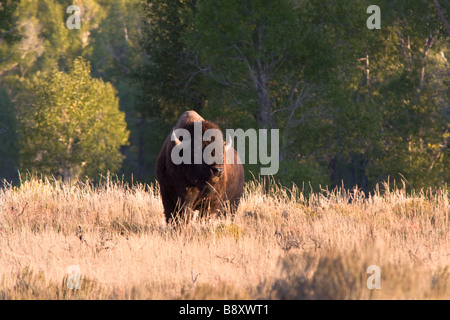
[0,0,449,191]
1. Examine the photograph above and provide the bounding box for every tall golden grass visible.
[0,175,449,299]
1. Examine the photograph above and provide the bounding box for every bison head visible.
[171,120,232,199]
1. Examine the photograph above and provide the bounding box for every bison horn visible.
[225,133,232,152]
[171,128,182,146]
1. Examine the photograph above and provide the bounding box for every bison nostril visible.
[211,167,224,177]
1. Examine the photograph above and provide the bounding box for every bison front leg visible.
[161,196,177,225]
[159,184,181,224]
[165,189,199,226]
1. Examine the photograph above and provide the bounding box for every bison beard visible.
[156,111,245,225]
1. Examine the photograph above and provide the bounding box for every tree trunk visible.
[415,34,434,104]
[257,61,274,130]
[137,118,145,180]
[365,53,370,86]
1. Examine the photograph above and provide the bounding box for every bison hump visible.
[174,110,205,129]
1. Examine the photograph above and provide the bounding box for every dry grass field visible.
[0,175,449,299]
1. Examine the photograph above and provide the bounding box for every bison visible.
[156,110,244,224]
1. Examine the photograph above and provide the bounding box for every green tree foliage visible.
[366,0,450,189]
[141,0,449,190]
[191,0,318,116]
[185,0,333,186]
[0,0,19,45]
[16,57,129,181]
[311,0,450,190]
[88,0,150,179]
[0,0,448,191]
[0,85,19,182]
[136,0,204,179]
[140,0,201,122]
[0,0,21,182]
[0,0,142,182]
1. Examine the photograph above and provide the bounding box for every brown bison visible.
[156,111,245,224]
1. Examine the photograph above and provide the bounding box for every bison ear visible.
[171,128,182,146]
[225,133,233,152]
